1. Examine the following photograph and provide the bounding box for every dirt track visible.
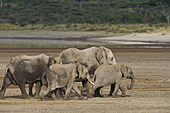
[0,48,170,113]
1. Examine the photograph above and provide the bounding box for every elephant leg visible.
[108,83,115,96]
[0,76,12,99]
[120,85,126,97]
[51,90,57,100]
[57,88,65,98]
[82,80,90,97]
[55,88,62,99]
[86,81,90,97]
[88,85,99,98]
[112,82,120,98]
[82,80,88,91]
[40,87,51,100]
[34,81,42,99]
[29,83,34,97]
[64,81,74,100]
[94,86,103,97]
[60,88,65,97]
[18,83,30,99]
[72,83,84,100]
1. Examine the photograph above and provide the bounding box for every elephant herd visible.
[0,46,135,100]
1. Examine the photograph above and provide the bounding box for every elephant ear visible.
[120,65,128,78]
[95,46,107,65]
[77,62,83,78]
[48,56,56,67]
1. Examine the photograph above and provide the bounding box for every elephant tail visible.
[5,63,17,85]
[6,68,17,85]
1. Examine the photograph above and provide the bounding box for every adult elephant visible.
[0,54,56,99]
[57,46,117,97]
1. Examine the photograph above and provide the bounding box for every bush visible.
[134,27,155,33]
[118,28,131,33]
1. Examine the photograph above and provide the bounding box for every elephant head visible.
[48,56,62,67]
[54,57,63,64]
[77,62,95,86]
[95,46,116,65]
[77,62,90,80]
[120,65,135,90]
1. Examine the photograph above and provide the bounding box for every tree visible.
[76,0,87,10]
[160,3,170,24]
[0,0,2,8]
[135,5,150,24]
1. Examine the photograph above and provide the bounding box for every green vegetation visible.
[0,23,169,34]
[0,0,170,48]
[0,0,170,25]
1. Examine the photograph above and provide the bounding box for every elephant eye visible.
[111,57,113,61]
[129,71,133,74]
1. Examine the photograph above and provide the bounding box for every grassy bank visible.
[0,23,169,34]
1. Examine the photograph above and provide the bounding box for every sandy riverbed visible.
[0,48,170,113]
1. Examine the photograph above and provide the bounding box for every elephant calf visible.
[40,62,91,100]
[89,64,135,97]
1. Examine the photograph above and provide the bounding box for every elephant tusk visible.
[87,79,96,86]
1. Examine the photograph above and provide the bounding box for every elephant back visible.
[58,48,84,64]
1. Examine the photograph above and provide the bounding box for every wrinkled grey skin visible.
[40,62,90,100]
[89,64,135,98]
[57,46,117,97]
[0,54,56,99]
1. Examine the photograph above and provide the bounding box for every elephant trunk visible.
[127,75,135,90]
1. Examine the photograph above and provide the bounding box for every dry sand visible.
[90,32,170,45]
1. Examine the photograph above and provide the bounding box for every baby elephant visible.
[40,62,91,100]
[89,64,135,97]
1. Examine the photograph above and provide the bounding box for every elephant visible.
[0,54,57,99]
[89,64,135,98]
[56,46,117,97]
[40,62,91,100]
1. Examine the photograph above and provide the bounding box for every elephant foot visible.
[51,94,57,100]
[56,96,62,99]
[78,86,82,94]
[102,94,109,98]
[0,96,5,100]
[93,93,103,97]
[0,91,5,99]
[87,93,93,98]
[40,98,45,101]
[39,94,44,100]
[78,96,84,100]
[69,91,76,97]
[121,94,126,97]
[63,98,70,101]
[22,95,30,99]
[56,94,63,99]
[52,97,57,101]
[108,93,112,97]
[29,93,34,97]
[34,95,40,99]
[112,95,117,98]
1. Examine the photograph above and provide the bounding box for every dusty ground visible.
[0,48,170,113]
